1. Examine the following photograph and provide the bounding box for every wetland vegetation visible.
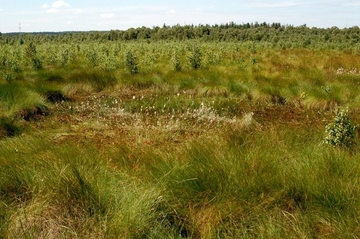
[1,23,360,238]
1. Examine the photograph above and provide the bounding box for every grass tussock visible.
[2,123,360,238]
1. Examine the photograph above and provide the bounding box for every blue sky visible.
[0,0,359,33]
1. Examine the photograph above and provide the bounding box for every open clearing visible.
[2,25,360,238]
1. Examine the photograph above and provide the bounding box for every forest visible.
[1,22,360,48]
[1,22,360,238]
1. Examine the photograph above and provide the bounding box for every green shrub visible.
[171,51,182,71]
[125,50,139,74]
[324,109,356,148]
[187,45,202,70]
[85,47,100,67]
[25,42,42,70]
[31,57,42,70]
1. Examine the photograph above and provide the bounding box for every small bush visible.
[125,50,139,74]
[31,57,42,70]
[324,109,356,148]
[85,48,100,67]
[25,42,42,70]
[171,51,182,71]
[187,45,202,70]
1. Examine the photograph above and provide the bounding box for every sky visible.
[0,0,359,33]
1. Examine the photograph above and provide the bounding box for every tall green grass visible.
[0,136,183,238]
[0,83,46,118]
[1,117,360,238]
[0,82,48,138]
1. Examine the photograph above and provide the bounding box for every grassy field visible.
[1,40,360,238]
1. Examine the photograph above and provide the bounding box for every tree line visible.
[1,22,360,49]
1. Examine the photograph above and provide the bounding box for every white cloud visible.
[73,9,83,14]
[0,8,3,13]
[52,1,69,8]
[100,13,115,18]
[46,1,70,13]
[42,4,49,8]
[166,9,176,14]
[67,21,73,25]
[47,8,58,13]
[249,1,301,9]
